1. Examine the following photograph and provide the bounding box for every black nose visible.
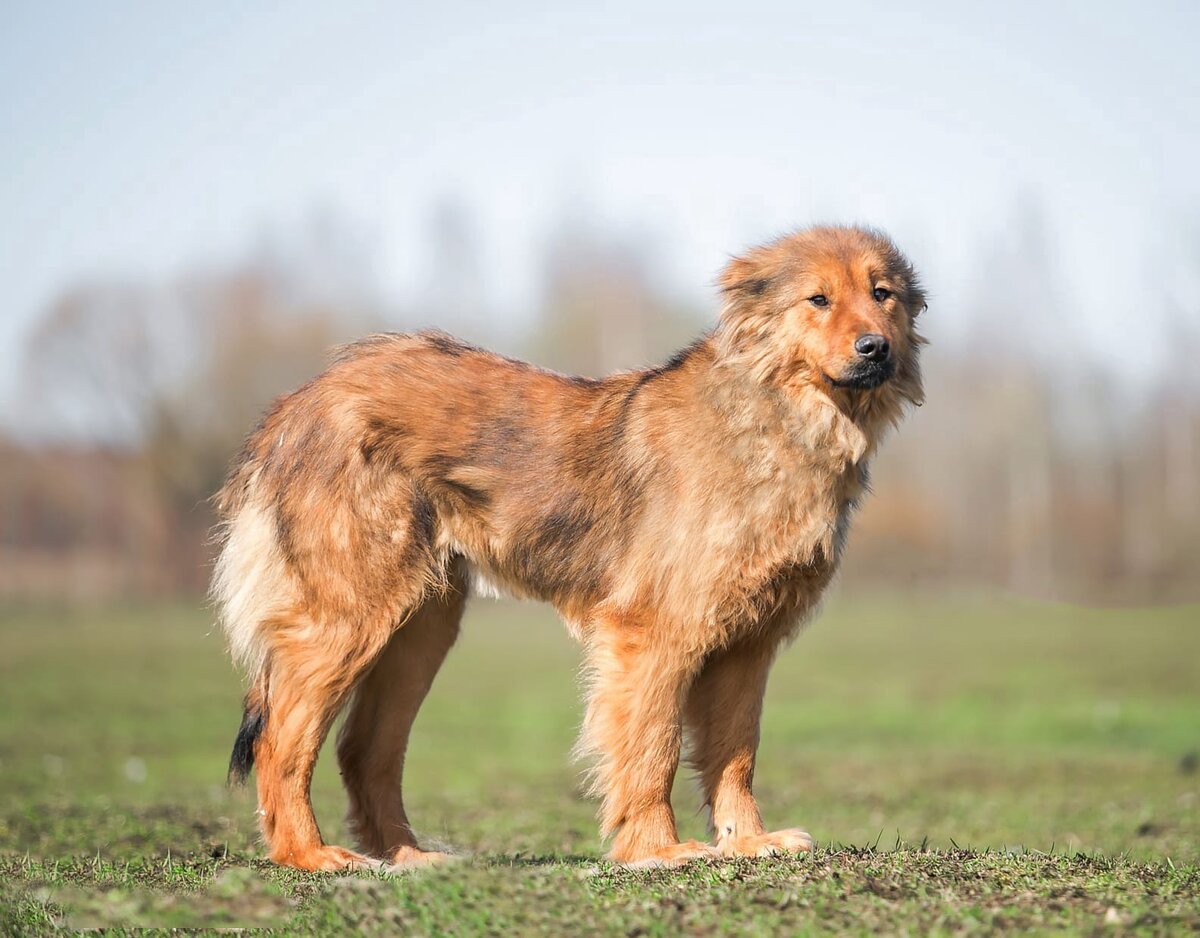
[854,333,890,362]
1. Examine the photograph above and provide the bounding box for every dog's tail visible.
[215,503,281,786]
[213,498,282,786]
[228,690,268,785]
[212,488,293,786]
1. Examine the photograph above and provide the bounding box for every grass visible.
[0,591,1197,933]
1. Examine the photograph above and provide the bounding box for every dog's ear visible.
[875,236,925,317]
[719,255,772,299]
[716,252,781,375]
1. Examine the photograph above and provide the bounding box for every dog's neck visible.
[699,336,920,470]
[818,375,922,464]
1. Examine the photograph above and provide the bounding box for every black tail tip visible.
[227,699,267,785]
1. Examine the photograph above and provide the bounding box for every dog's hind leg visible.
[251,609,397,872]
[580,618,716,867]
[336,566,467,869]
[684,634,812,858]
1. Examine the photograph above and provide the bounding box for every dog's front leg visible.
[685,634,813,858]
[580,622,716,867]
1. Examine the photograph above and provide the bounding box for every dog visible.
[212,224,925,870]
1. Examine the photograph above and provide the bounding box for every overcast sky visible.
[3,0,1198,425]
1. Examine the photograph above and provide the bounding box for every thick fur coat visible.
[212,225,926,869]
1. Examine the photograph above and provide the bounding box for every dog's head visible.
[717,226,925,405]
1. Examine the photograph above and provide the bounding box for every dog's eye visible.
[873,287,892,302]
[809,294,829,308]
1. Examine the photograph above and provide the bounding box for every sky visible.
[2,0,1199,428]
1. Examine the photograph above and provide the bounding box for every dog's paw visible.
[620,840,718,868]
[386,846,460,871]
[274,844,382,872]
[718,827,814,858]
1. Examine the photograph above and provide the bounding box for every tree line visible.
[2,208,1197,603]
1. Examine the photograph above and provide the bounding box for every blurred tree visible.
[532,216,700,377]
[24,281,177,444]
[16,218,386,593]
[418,197,490,343]
[1158,221,1200,567]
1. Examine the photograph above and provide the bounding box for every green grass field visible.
[1,592,1198,934]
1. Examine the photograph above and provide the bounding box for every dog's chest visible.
[606,387,882,632]
[685,435,868,634]
[732,411,867,561]
[750,459,862,578]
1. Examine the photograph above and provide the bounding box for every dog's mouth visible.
[826,358,896,391]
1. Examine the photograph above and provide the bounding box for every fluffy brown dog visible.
[212,225,925,870]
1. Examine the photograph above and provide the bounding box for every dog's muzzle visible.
[829,357,896,390]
